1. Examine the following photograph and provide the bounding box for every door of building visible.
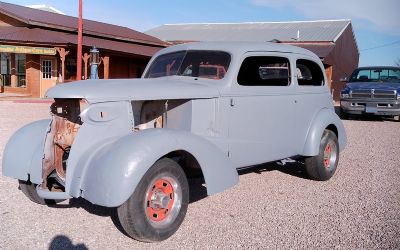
[40,56,57,97]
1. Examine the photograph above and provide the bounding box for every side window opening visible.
[237,56,290,86]
[296,59,324,86]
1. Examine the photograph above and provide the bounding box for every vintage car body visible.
[340,66,400,120]
[2,42,346,242]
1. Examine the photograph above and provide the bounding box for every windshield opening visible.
[144,50,231,80]
[349,68,400,83]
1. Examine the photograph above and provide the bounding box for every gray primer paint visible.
[2,42,346,207]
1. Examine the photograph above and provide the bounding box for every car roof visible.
[155,41,319,59]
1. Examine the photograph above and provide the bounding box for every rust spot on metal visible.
[42,99,81,188]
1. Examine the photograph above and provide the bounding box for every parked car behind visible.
[340,66,400,120]
[3,42,346,242]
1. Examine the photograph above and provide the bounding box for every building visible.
[146,20,359,100]
[0,2,166,97]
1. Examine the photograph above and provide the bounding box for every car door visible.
[222,52,297,168]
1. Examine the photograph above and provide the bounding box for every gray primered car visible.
[2,42,346,242]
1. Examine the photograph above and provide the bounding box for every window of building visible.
[237,56,291,86]
[16,54,26,87]
[42,59,52,79]
[0,53,11,87]
[296,59,324,86]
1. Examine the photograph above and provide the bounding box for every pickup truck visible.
[340,66,400,121]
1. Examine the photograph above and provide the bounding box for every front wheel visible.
[117,158,189,242]
[305,130,339,181]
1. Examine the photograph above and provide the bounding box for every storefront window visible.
[1,53,11,87]
[16,54,26,87]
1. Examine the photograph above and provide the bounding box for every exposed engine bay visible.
[42,99,82,191]
[41,98,189,192]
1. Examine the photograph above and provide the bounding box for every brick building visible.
[0,2,166,97]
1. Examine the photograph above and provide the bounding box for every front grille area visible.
[373,89,396,99]
[351,90,371,98]
[351,89,396,99]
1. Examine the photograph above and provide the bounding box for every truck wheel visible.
[305,130,339,181]
[18,180,62,205]
[117,158,189,242]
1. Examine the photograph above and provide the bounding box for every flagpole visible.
[77,0,83,80]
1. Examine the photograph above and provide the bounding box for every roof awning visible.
[0,27,162,57]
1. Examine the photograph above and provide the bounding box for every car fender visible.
[80,128,239,207]
[302,108,347,156]
[2,119,50,183]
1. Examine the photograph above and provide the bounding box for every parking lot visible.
[0,100,399,249]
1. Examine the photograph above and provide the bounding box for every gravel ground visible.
[0,101,399,249]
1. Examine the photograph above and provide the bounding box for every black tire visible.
[305,130,339,181]
[18,180,62,205]
[117,158,189,242]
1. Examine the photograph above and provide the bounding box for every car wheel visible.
[18,180,63,205]
[117,158,189,242]
[305,130,339,181]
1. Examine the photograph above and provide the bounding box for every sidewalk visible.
[0,93,53,103]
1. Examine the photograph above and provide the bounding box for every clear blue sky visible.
[6,0,400,67]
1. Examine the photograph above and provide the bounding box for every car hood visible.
[346,82,400,91]
[46,77,220,102]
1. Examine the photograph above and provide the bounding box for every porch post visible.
[83,52,90,80]
[56,47,70,83]
[103,55,109,79]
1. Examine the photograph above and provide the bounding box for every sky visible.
[5,0,400,67]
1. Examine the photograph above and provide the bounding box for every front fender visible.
[2,119,50,183]
[302,108,347,156]
[80,129,238,207]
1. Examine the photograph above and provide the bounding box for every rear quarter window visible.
[296,59,324,86]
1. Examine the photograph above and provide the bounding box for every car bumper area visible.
[340,99,400,116]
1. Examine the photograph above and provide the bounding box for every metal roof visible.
[146,20,352,43]
[0,27,161,57]
[0,1,166,47]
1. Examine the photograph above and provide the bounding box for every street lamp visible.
[90,46,100,79]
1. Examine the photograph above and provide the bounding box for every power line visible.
[360,39,400,52]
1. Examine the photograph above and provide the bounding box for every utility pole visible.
[77,0,83,80]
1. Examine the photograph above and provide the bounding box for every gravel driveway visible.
[0,101,399,249]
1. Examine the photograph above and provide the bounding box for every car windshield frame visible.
[144,50,231,80]
[349,68,400,83]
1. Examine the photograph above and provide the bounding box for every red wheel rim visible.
[146,178,175,222]
[323,143,332,168]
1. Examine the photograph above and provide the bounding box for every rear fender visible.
[80,129,238,207]
[302,108,347,156]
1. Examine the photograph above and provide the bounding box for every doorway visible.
[40,56,57,97]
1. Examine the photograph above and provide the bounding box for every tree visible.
[396,58,400,67]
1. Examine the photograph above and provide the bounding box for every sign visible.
[0,45,56,55]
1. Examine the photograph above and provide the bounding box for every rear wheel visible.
[117,158,189,242]
[18,180,62,205]
[305,130,339,181]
